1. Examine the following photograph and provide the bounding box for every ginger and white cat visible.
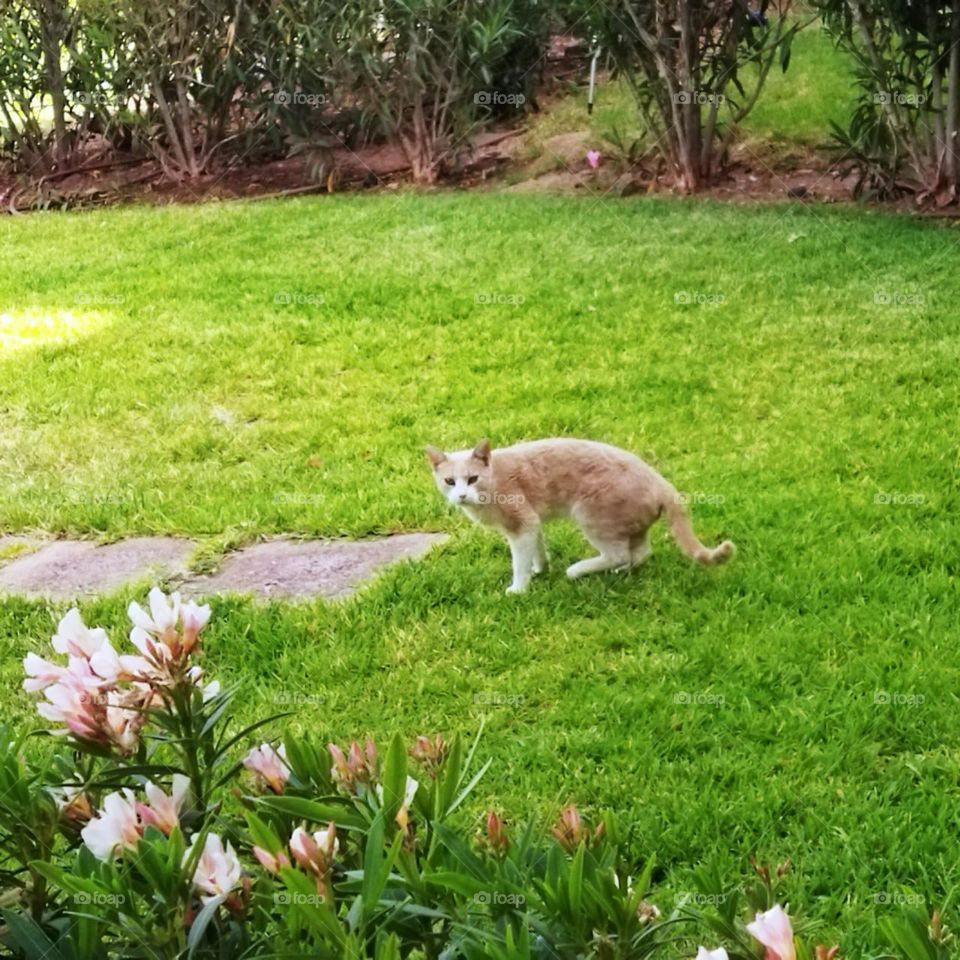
[426,438,734,594]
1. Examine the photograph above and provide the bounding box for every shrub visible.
[564,0,802,191]
[815,0,960,201]
[0,588,906,959]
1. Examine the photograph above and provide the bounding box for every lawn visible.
[1,192,958,955]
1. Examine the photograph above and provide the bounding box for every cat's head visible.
[425,439,492,507]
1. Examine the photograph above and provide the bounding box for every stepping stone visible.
[0,537,195,600]
[183,533,447,601]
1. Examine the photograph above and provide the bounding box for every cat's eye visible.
[444,478,455,486]
[467,475,478,485]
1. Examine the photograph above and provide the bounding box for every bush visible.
[563,0,802,191]
[0,0,548,182]
[815,0,960,201]
[0,589,915,959]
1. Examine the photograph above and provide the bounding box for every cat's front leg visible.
[504,529,539,594]
[532,528,549,575]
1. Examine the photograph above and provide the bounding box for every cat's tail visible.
[662,495,735,566]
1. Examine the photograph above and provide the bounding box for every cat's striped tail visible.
[663,495,735,565]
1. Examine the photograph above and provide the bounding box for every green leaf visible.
[0,909,67,960]
[187,893,226,956]
[379,732,407,827]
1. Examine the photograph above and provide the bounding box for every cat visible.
[425,438,734,594]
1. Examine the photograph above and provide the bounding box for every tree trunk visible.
[37,0,70,165]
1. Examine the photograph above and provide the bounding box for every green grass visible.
[1,193,958,955]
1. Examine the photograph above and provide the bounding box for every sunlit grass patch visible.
[0,308,111,352]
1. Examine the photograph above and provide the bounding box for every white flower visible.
[695,949,730,960]
[51,608,110,659]
[22,652,65,692]
[746,905,795,960]
[81,790,141,860]
[139,774,190,834]
[128,588,181,638]
[375,775,419,808]
[185,833,242,904]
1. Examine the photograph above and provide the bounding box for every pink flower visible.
[290,823,338,885]
[185,833,242,904]
[81,790,142,860]
[243,743,290,793]
[253,846,290,873]
[51,608,110,659]
[696,949,729,960]
[180,600,211,653]
[328,738,377,791]
[138,774,190,835]
[587,150,602,169]
[747,905,796,960]
[22,652,66,692]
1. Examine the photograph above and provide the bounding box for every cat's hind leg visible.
[629,530,652,567]
[565,535,632,579]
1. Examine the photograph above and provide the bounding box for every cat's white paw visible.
[506,582,528,594]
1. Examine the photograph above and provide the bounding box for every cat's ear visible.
[425,445,446,468]
[472,439,492,465]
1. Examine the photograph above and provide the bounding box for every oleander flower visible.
[138,774,190,835]
[747,905,796,960]
[185,833,242,904]
[695,948,729,960]
[587,149,602,169]
[243,743,290,793]
[51,608,110,659]
[252,845,290,873]
[290,824,338,895]
[329,738,377,792]
[81,790,142,860]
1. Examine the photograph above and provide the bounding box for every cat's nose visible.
[457,493,467,502]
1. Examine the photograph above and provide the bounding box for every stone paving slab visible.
[183,533,447,601]
[0,537,195,600]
